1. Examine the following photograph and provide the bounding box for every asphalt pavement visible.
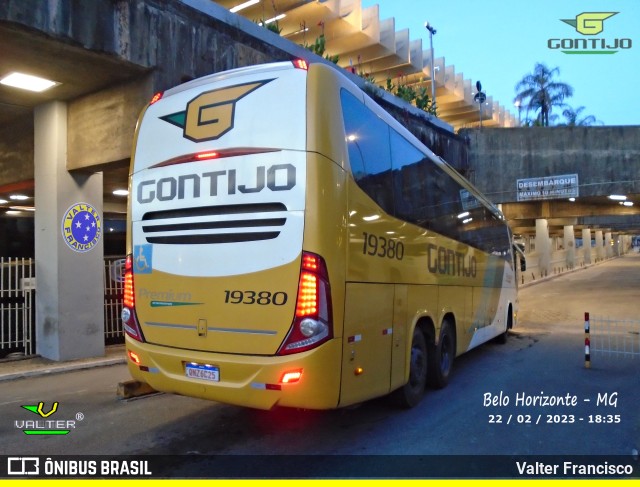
[0,252,636,382]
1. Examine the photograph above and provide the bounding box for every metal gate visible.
[1,257,125,358]
[0,257,35,358]
[104,257,125,344]
[589,315,640,359]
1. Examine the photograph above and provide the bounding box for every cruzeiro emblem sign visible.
[61,202,102,253]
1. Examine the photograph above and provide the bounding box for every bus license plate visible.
[185,363,219,382]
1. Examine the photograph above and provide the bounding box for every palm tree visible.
[559,106,601,126]
[514,63,573,126]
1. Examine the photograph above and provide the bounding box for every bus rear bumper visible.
[125,336,342,410]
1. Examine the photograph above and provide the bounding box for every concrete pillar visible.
[535,219,551,277]
[624,235,632,253]
[594,230,605,261]
[582,228,592,265]
[605,232,613,258]
[564,225,576,268]
[611,233,625,257]
[34,101,105,361]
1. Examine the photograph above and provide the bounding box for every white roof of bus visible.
[163,61,296,98]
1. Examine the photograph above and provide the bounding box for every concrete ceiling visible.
[0,1,635,236]
[0,23,148,214]
[0,24,147,124]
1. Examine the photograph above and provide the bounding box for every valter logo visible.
[14,401,83,436]
[548,12,632,54]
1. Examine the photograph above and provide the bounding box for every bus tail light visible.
[277,252,333,355]
[128,350,141,365]
[280,370,303,384]
[292,59,309,70]
[149,91,163,105]
[122,254,146,343]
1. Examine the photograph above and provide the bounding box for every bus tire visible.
[495,307,513,344]
[494,330,508,344]
[392,326,428,408]
[428,319,455,389]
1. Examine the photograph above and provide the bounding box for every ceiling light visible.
[623,201,634,207]
[608,194,627,201]
[0,72,59,92]
[113,189,129,196]
[0,199,8,204]
[230,0,259,13]
[263,13,285,24]
[569,197,576,202]
[9,194,30,201]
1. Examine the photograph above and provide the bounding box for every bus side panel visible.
[306,64,349,171]
[467,265,518,350]
[339,283,394,407]
[305,65,350,340]
[390,284,408,392]
[301,152,348,340]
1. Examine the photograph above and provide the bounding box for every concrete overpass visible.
[0,0,637,361]
[461,126,640,283]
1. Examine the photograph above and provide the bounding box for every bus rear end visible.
[123,61,342,410]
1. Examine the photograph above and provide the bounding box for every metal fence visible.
[104,257,126,345]
[1,257,126,358]
[589,315,640,359]
[0,257,35,358]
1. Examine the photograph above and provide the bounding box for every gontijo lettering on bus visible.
[136,164,296,204]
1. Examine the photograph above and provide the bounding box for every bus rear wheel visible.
[428,319,454,389]
[392,326,428,408]
[495,307,513,344]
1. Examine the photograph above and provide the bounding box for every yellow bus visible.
[123,60,521,410]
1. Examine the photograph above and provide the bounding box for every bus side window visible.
[341,90,394,214]
[513,244,527,271]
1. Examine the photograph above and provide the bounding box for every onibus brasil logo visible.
[548,12,632,54]
[15,401,83,435]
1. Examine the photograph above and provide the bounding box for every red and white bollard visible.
[584,312,591,369]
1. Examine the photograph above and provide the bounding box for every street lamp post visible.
[473,80,486,128]
[514,99,522,126]
[425,22,437,112]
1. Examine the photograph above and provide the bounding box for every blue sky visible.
[360,0,639,126]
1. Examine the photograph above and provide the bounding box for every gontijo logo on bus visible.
[548,12,632,54]
[160,79,274,142]
[136,164,296,204]
[15,401,83,435]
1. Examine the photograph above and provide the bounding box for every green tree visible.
[302,34,339,64]
[514,63,573,126]
[558,106,601,126]
[254,18,282,35]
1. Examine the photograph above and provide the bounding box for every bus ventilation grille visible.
[141,202,287,245]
